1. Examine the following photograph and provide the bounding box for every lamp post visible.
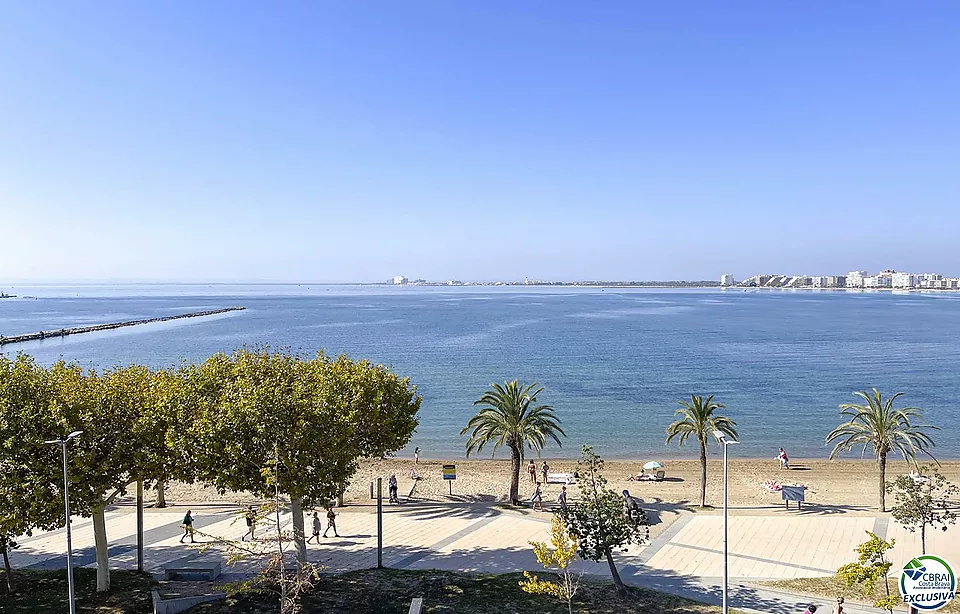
[712,429,739,614]
[44,430,83,614]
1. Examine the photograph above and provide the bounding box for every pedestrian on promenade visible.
[832,597,844,614]
[388,474,399,504]
[528,460,537,483]
[557,485,567,511]
[530,483,544,512]
[323,505,339,538]
[414,446,421,464]
[541,461,550,483]
[241,506,257,541]
[180,510,195,544]
[803,605,818,614]
[307,511,322,544]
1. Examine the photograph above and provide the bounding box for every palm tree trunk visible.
[878,451,887,512]
[510,445,521,504]
[604,547,626,596]
[698,437,707,508]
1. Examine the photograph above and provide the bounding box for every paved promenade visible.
[12,501,959,614]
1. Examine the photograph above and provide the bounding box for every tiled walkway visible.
[13,501,959,614]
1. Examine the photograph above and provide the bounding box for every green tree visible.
[460,380,565,504]
[826,389,938,512]
[131,367,192,508]
[0,355,64,593]
[836,531,899,613]
[888,468,958,554]
[180,349,420,563]
[665,395,737,508]
[519,515,582,614]
[46,363,147,592]
[558,445,648,596]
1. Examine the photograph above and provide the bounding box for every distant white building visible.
[891,272,917,288]
[720,274,736,286]
[863,275,892,288]
[812,276,828,288]
[827,275,846,288]
[846,271,869,288]
[393,276,408,285]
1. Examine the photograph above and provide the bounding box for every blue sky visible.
[2,2,958,282]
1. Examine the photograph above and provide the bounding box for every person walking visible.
[530,483,544,512]
[557,485,568,511]
[323,505,339,538]
[180,510,195,544]
[306,511,322,544]
[388,474,399,504]
[541,461,550,484]
[241,506,257,541]
[414,446,421,464]
[803,605,818,614]
[778,447,790,470]
[832,597,844,614]
[527,460,537,483]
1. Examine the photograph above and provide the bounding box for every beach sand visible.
[161,456,960,514]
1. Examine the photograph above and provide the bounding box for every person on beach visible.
[528,460,537,483]
[180,510,195,544]
[414,446,421,464]
[832,597,843,614]
[778,448,790,470]
[541,461,550,483]
[307,511,322,544]
[241,506,256,541]
[557,485,568,511]
[323,505,339,538]
[388,474,399,504]
[530,483,544,511]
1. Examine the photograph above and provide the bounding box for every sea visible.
[2,284,959,460]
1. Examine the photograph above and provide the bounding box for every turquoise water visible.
[2,284,959,459]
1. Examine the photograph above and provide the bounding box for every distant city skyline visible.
[2,3,959,283]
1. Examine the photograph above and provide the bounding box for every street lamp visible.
[44,430,83,614]
[712,429,739,614]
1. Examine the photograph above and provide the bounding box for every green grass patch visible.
[759,577,960,614]
[0,568,156,614]
[187,568,731,613]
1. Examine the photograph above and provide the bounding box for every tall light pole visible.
[45,430,83,614]
[712,429,739,614]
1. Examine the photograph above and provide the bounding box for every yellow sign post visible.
[442,464,456,495]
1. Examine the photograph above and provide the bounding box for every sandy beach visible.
[160,456,960,514]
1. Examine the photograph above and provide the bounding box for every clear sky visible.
[2,2,959,283]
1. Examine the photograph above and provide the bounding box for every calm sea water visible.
[2,284,959,460]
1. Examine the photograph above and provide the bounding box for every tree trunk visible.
[698,437,708,508]
[2,543,14,593]
[291,497,307,564]
[510,445,521,504]
[604,547,626,596]
[878,451,887,512]
[93,504,110,592]
[921,522,926,555]
[156,480,167,508]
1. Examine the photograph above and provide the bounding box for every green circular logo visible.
[901,556,957,611]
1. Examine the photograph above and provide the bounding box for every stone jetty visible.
[0,306,245,345]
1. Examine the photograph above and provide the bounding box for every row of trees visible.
[0,349,421,593]
[462,383,940,513]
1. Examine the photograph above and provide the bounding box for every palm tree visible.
[826,389,938,512]
[460,380,565,504]
[665,395,737,508]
